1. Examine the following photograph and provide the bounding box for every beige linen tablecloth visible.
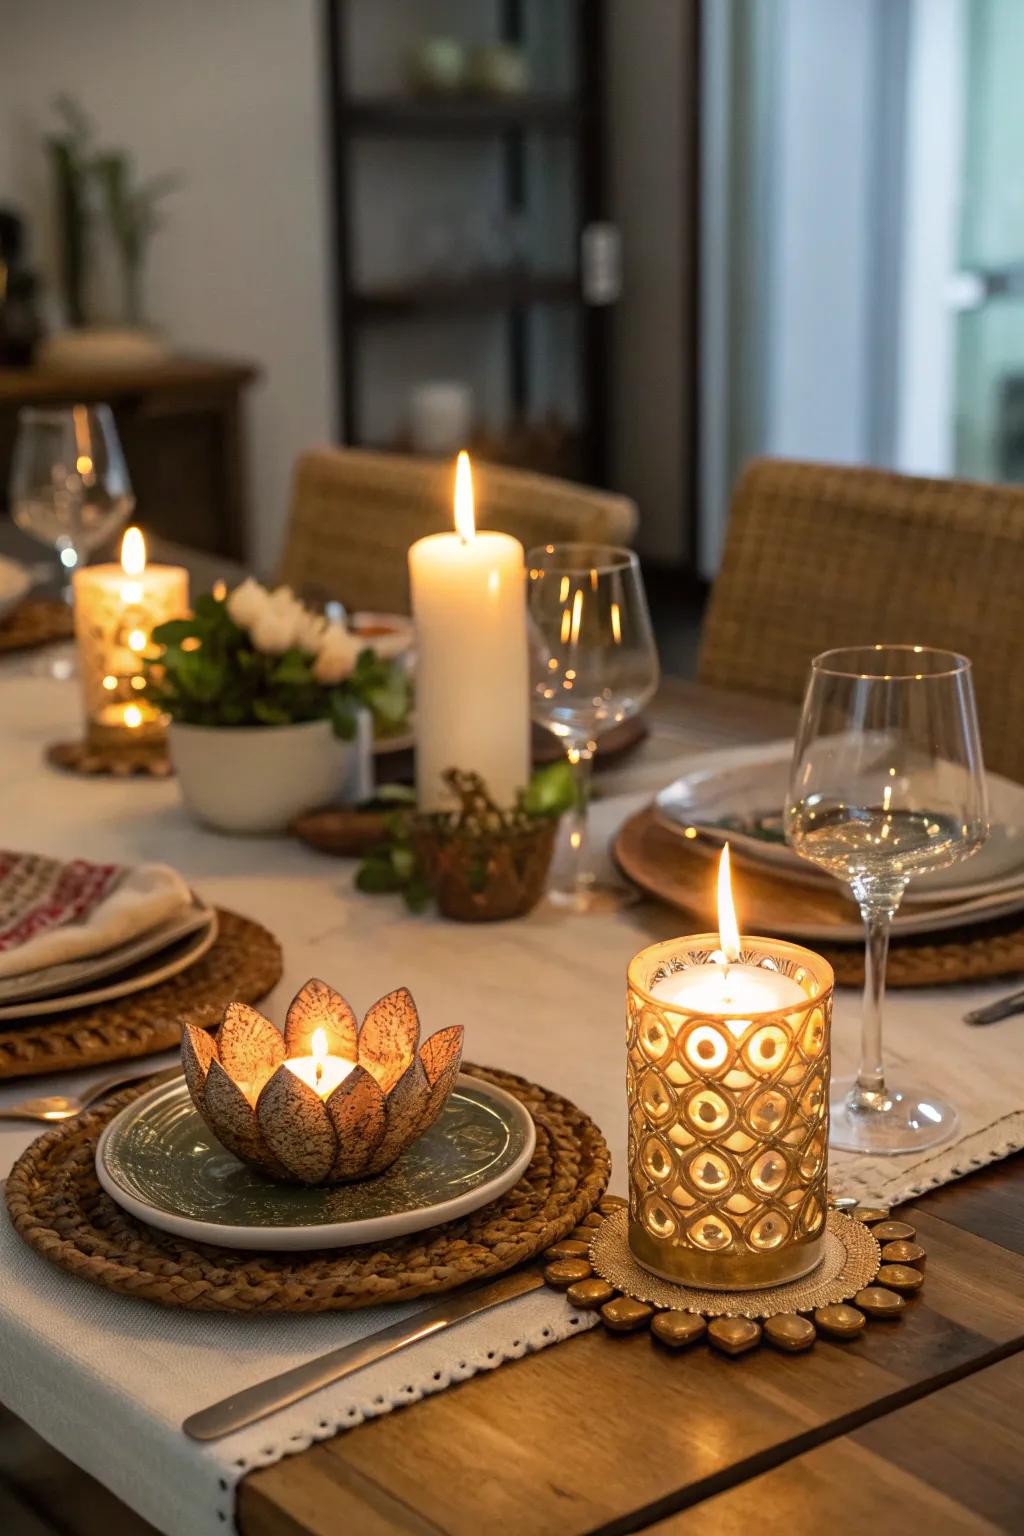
[0,666,1022,1535]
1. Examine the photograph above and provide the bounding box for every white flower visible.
[249,586,305,655]
[294,608,329,655]
[226,577,267,629]
[313,623,361,684]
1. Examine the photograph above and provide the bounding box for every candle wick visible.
[315,1060,323,1087]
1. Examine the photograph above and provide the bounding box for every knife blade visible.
[183,1267,545,1441]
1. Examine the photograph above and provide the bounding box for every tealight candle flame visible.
[717,843,741,965]
[311,1026,328,1088]
[454,450,475,543]
[120,526,146,578]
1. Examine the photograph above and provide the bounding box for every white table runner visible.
[1,667,1023,1535]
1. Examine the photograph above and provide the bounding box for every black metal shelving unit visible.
[323,0,609,484]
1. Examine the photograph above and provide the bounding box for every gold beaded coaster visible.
[542,1198,926,1357]
[46,739,173,778]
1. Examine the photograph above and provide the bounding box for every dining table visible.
[1,529,1023,1536]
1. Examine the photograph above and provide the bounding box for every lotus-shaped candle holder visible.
[181,979,464,1185]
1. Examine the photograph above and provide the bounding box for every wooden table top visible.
[235,680,1024,1536]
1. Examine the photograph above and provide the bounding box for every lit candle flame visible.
[120,527,146,577]
[717,843,741,965]
[454,451,475,543]
[311,1026,328,1088]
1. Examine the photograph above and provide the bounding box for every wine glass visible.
[527,543,660,912]
[9,404,134,599]
[784,645,989,1154]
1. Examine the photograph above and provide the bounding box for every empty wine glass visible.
[10,404,134,599]
[528,543,660,912]
[784,646,989,1154]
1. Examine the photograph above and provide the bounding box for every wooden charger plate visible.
[614,807,1024,988]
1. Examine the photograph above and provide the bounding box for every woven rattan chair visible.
[277,447,637,615]
[698,458,1024,782]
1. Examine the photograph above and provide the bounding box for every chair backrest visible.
[277,447,638,616]
[697,457,1024,782]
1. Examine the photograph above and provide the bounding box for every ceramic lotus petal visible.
[180,984,464,1186]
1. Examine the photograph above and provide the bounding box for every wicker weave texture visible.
[277,447,638,615]
[697,458,1024,781]
[0,909,282,1080]
[0,599,74,653]
[6,1063,611,1313]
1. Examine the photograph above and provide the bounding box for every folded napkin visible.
[0,851,192,981]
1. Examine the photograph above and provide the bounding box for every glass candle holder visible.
[73,554,187,749]
[627,935,834,1290]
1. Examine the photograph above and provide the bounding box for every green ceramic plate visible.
[96,1074,536,1251]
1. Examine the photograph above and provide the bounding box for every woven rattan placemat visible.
[0,909,282,1081]
[0,599,75,654]
[6,1063,610,1312]
[614,807,1024,988]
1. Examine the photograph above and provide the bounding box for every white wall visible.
[0,0,334,573]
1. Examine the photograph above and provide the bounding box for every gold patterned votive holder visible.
[626,935,834,1290]
[73,559,188,749]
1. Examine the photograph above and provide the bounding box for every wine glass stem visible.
[853,901,897,1108]
[565,742,596,897]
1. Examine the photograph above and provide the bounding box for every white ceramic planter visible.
[168,712,372,834]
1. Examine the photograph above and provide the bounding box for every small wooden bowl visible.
[291,808,390,859]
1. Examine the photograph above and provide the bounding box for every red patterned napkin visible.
[0,851,192,980]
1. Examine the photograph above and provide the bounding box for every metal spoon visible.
[0,1065,181,1124]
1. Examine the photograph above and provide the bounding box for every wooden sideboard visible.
[0,355,258,559]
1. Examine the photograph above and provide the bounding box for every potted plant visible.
[147,581,411,834]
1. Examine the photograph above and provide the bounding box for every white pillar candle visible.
[409,453,530,810]
[73,527,188,746]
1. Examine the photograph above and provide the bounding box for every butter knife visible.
[183,1267,544,1441]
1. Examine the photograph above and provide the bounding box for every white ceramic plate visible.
[0,897,215,1005]
[655,740,1024,905]
[0,556,31,623]
[0,910,218,1020]
[96,1073,537,1251]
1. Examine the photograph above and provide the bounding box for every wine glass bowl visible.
[10,404,134,590]
[527,543,660,911]
[785,645,989,1153]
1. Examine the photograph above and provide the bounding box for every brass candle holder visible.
[626,934,834,1290]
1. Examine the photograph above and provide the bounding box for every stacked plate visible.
[630,740,1024,943]
[95,1071,535,1251]
[0,895,218,1021]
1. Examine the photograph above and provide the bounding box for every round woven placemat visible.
[589,1209,880,1319]
[615,807,1024,988]
[0,909,281,1081]
[0,599,75,654]
[6,1062,610,1312]
[46,738,173,778]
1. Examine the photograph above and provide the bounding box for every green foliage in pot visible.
[147,582,411,740]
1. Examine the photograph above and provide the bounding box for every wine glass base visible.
[829,1076,959,1155]
[545,880,640,916]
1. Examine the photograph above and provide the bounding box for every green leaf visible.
[271,649,314,687]
[150,617,201,647]
[330,692,359,741]
[390,845,417,882]
[521,760,576,818]
[373,783,417,806]
[404,875,432,913]
[355,858,404,894]
[252,698,292,726]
